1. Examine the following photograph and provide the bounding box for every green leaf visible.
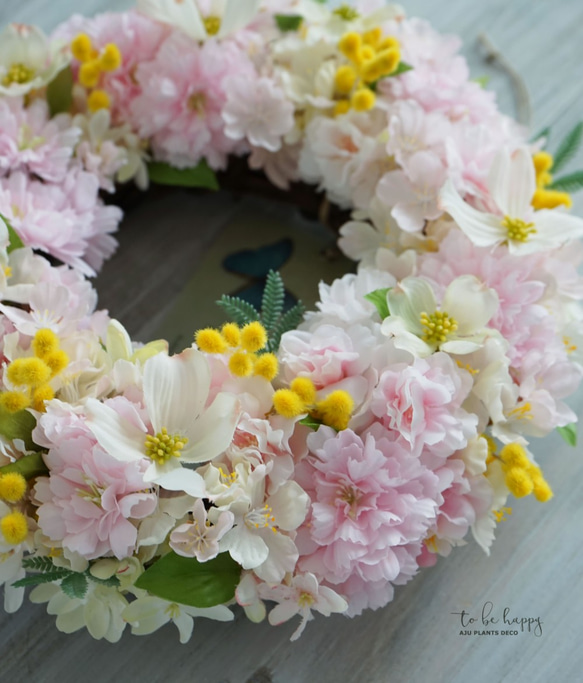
[60,572,89,600]
[0,452,47,479]
[0,410,40,457]
[135,552,241,608]
[530,126,551,145]
[46,65,74,116]
[364,288,390,320]
[472,75,490,88]
[393,61,413,76]
[0,213,24,253]
[552,122,583,174]
[275,14,303,31]
[557,423,577,447]
[267,301,306,353]
[260,270,285,333]
[12,570,71,588]
[217,295,260,326]
[299,415,325,431]
[147,160,219,190]
[548,170,583,193]
[22,556,56,572]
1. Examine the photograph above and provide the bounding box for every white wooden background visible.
[1,1,583,682]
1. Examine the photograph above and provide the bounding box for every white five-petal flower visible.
[381,275,499,357]
[136,0,260,41]
[85,347,240,497]
[439,146,583,254]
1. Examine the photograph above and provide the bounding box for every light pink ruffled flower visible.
[33,402,157,560]
[0,98,79,182]
[299,110,392,210]
[296,425,440,615]
[278,324,376,389]
[222,75,294,152]
[132,31,254,169]
[0,170,121,275]
[370,352,477,458]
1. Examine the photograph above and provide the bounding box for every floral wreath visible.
[0,0,582,644]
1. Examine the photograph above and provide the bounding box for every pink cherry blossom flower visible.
[370,353,478,458]
[0,97,80,182]
[0,170,121,276]
[260,572,347,641]
[170,498,234,562]
[33,402,157,560]
[296,426,440,614]
[376,150,447,233]
[131,31,254,169]
[222,75,294,152]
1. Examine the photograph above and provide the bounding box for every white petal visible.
[381,317,434,358]
[442,275,499,334]
[440,339,484,355]
[181,392,239,463]
[534,210,583,246]
[154,467,206,497]
[268,481,309,532]
[439,180,504,247]
[221,526,269,569]
[488,147,535,217]
[84,398,145,463]
[136,0,206,40]
[106,320,133,362]
[268,600,299,626]
[387,277,436,333]
[218,0,260,37]
[173,612,194,644]
[144,347,210,434]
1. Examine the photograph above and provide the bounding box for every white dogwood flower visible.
[381,275,499,357]
[136,0,260,42]
[0,24,69,97]
[439,147,583,254]
[85,347,240,497]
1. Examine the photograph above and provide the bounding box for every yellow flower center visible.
[337,483,360,519]
[420,310,458,345]
[188,92,206,115]
[298,592,315,608]
[501,216,537,243]
[507,402,533,421]
[563,336,577,354]
[203,16,222,36]
[144,428,188,465]
[2,62,36,86]
[245,504,278,533]
[165,603,182,619]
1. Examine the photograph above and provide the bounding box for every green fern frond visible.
[12,570,72,588]
[216,295,260,326]
[260,271,285,333]
[553,122,583,173]
[548,170,583,193]
[22,556,57,572]
[268,301,306,353]
[60,572,89,600]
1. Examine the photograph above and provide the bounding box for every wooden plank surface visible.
[1,2,582,682]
